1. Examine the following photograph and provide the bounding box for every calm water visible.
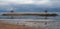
[0,15,60,20]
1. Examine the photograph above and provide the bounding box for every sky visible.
[0,0,49,4]
[0,0,60,12]
[0,0,60,5]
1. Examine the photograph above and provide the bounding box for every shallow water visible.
[0,15,60,20]
[0,19,60,29]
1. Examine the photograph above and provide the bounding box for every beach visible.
[0,19,60,29]
[0,20,45,29]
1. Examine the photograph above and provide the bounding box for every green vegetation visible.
[2,13,58,16]
[38,14,58,16]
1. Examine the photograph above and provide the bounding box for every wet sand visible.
[0,21,44,29]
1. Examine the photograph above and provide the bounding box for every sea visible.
[0,15,60,21]
[0,12,60,29]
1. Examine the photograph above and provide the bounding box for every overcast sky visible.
[0,0,60,12]
[0,0,59,4]
[0,0,60,8]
